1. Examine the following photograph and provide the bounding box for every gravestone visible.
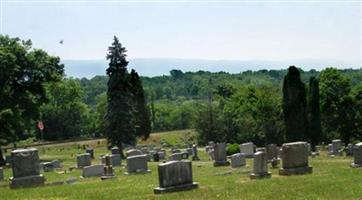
[86,148,94,159]
[111,147,120,155]
[186,148,193,155]
[101,155,115,180]
[192,144,200,161]
[126,154,151,174]
[76,153,91,168]
[250,151,271,179]
[9,148,45,189]
[51,160,62,169]
[181,152,189,159]
[0,167,3,181]
[279,142,312,175]
[169,153,183,161]
[266,144,279,161]
[331,139,342,156]
[230,153,246,168]
[213,143,230,166]
[126,149,143,157]
[82,164,104,177]
[346,143,354,156]
[158,151,166,160]
[102,154,121,167]
[256,147,266,153]
[41,162,54,172]
[154,160,198,194]
[351,142,362,168]
[171,149,181,154]
[240,142,255,158]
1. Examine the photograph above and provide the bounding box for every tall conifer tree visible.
[308,77,322,151]
[104,36,135,155]
[130,69,151,139]
[282,66,308,142]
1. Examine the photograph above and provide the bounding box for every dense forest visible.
[73,67,362,146]
[1,35,362,150]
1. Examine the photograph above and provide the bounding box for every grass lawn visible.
[1,131,362,199]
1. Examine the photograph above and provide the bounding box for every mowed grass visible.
[1,132,362,199]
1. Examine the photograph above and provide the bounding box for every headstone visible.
[256,147,266,152]
[51,160,62,169]
[111,147,120,155]
[240,142,255,158]
[181,152,189,159]
[9,148,45,189]
[86,148,94,159]
[230,153,246,168]
[250,151,271,179]
[0,167,4,181]
[76,153,91,168]
[186,148,193,155]
[169,153,183,161]
[101,155,115,180]
[208,141,215,149]
[41,162,54,172]
[192,144,200,161]
[154,160,198,194]
[351,142,362,168]
[279,142,312,175]
[171,149,181,154]
[102,154,121,167]
[126,149,143,157]
[158,151,166,160]
[82,164,104,177]
[213,143,230,166]
[152,152,160,162]
[266,144,279,161]
[126,155,151,174]
[330,139,342,156]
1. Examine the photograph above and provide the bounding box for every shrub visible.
[226,143,240,156]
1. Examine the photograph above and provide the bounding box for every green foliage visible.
[41,79,93,140]
[0,35,64,145]
[307,77,322,151]
[282,66,308,142]
[130,69,151,139]
[104,36,136,150]
[226,143,240,156]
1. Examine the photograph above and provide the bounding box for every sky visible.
[1,0,361,70]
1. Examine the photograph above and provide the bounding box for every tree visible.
[104,36,135,156]
[307,77,322,151]
[41,79,91,140]
[282,66,308,142]
[0,35,63,165]
[319,68,352,143]
[130,69,151,140]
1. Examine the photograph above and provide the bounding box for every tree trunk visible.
[0,146,6,166]
[118,144,125,159]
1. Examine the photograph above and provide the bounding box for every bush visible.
[226,143,240,156]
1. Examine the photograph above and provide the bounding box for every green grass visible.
[1,134,362,199]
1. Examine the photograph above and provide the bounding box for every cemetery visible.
[0,130,361,199]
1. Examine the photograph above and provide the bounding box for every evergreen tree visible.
[282,66,308,142]
[104,36,135,156]
[307,77,322,151]
[130,69,151,140]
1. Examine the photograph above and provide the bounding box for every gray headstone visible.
[86,148,94,159]
[266,144,279,161]
[169,153,183,161]
[240,142,254,158]
[126,149,143,157]
[41,162,54,172]
[279,141,312,175]
[154,160,198,194]
[51,160,62,169]
[351,142,362,167]
[331,139,342,156]
[230,153,246,168]
[77,153,91,168]
[82,164,104,177]
[213,143,230,166]
[192,145,200,161]
[250,151,271,179]
[111,147,120,155]
[158,151,166,160]
[126,154,150,174]
[9,148,45,189]
[208,149,215,160]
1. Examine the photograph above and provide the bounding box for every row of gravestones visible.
[208,141,313,178]
[4,140,362,193]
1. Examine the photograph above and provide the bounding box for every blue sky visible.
[1,1,361,67]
